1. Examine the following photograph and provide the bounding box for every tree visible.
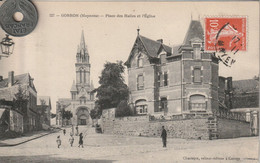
[90,104,102,126]
[95,61,129,112]
[13,85,28,114]
[62,110,73,120]
[115,100,133,117]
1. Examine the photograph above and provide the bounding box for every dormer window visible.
[137,54,143,68]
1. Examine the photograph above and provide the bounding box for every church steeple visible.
[77,30,89,63]
[75,30,91,86]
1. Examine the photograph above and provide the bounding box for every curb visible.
[0,129,61,147]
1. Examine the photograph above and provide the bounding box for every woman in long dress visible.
[78,133,83,148]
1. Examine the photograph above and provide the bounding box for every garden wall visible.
[218,118,251,139]
[102,115,211,140]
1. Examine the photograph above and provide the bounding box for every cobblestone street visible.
[0,126,258,163]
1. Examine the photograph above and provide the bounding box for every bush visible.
[115,100,133,117]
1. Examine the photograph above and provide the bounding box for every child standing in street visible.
[63,129,66,135]
[56,136,61,148]
[69,135,74,147]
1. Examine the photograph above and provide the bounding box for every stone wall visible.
[9,109,23,133]
[218,118,251,139]
[102,115,210,140]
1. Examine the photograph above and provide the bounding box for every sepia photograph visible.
[0,1,259,162]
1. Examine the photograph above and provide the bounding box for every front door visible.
[80,119,86,125]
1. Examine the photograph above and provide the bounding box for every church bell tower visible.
[75,30,90,86]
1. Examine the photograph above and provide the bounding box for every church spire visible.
[80,30,87,52]
[77,30,89,63]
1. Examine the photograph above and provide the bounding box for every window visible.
[193,68,202,83]
[193,44,201,59]
[158,72,168,87]
[79,70,82,83]
[137,55,143,67]
[80,97,86,104]
[164,72,168,86]
[189,95,206,111]
[135,100,148,114]
[83,70,86,83]
[160,97,168,112]
[137,74,144,90]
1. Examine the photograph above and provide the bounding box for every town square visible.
[0,1,259,162]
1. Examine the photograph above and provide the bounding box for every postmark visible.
[205,17,247,67]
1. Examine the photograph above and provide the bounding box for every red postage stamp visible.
[205,17,247,52]
[205,17,247,67]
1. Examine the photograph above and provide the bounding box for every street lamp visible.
[0,34,15,58]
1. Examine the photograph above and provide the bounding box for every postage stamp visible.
[205,17,247,67]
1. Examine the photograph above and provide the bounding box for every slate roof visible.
[139,35,172,58]
[171,45,181,56]
[182,20,204,46]
[57,98,71,106]
[0,73,36,92]
[233,79,259,94]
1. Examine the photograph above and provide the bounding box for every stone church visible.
[56,31,95,126]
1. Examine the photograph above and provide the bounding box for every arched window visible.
[79,69,82,83]
[137,55,143,68]
[189,95,206,111]
[135,99,147,114]
[80,96,86,104]
[83,70,86,83]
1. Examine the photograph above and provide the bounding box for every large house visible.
[0,71,39,133]
[56,31,95,126]
[125,20,219,116]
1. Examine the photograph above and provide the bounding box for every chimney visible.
[157,39,163,44]
[8,71,14,87]
[0,76,3,81]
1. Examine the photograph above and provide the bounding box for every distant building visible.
[0,71,39,133]
[125,20,219,116]
[37,96,52,127]
[56,31,95,126]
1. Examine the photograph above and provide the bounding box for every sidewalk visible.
[0,128,61,147]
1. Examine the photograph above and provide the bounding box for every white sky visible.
[0,2,259,113]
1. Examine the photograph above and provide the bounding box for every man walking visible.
[161,126,167,148]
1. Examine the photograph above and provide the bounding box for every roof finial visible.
[137,26,140,35]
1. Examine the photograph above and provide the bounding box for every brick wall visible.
[102,115,211,140]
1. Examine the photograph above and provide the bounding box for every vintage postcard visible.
[0,1,259,162]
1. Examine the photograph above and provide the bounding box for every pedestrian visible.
[161,126,167,148]
[75,125,79,136]
[69,135,74,147]
[71,124,74,135]
[56,135,61,148]
[78,132,83,148]
[63,129,66,135]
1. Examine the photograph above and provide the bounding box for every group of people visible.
[56,125,167,148]
[56,125,84,148]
